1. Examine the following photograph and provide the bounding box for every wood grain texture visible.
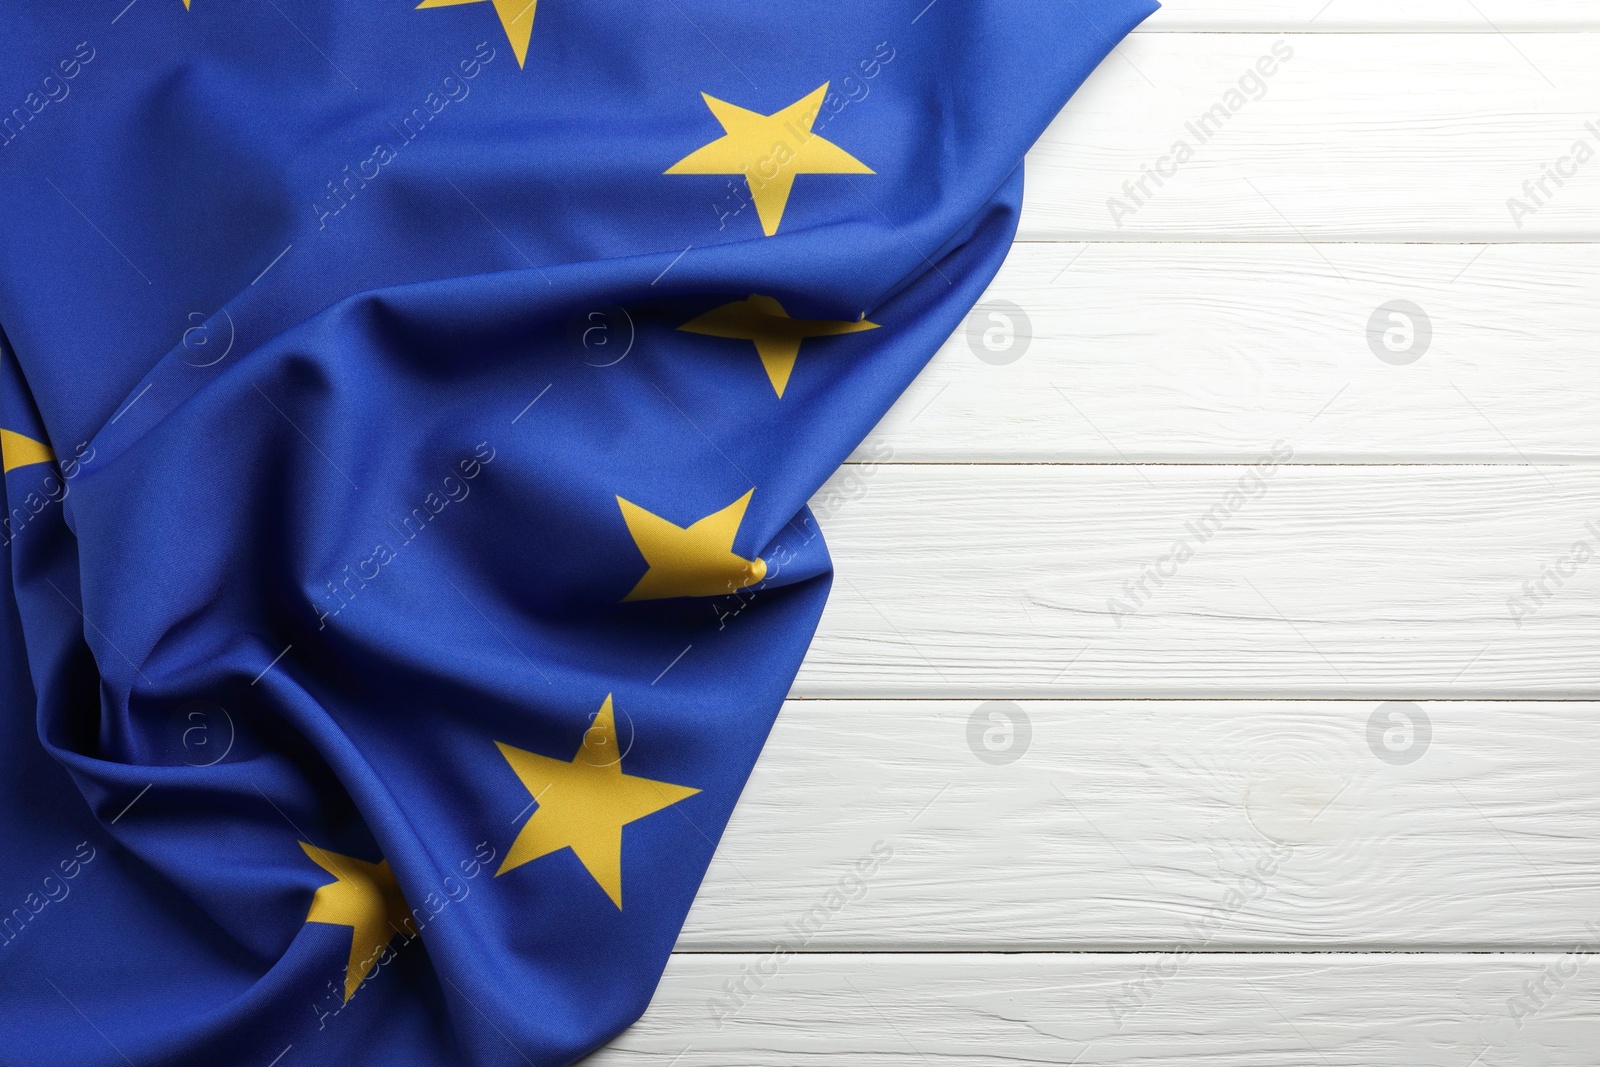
[611,20,1600,1066]
[1018,34,1600,240]
[1145,0,1600,31]
[853,243,1600,462]
[679,701,1600,950]
[590,953,1600,1066]
[794,465,1600,697]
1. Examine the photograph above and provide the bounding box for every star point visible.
[0,429,53,474]
[417,0,536,68]
[617,490,766,601]
[497,695,700,908]
[298,843,413,1003]
[667,83,873,236]
[679,295,879,397]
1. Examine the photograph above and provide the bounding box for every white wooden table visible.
[592,3,1600,1062]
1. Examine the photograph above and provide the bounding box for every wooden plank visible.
[1018,34,1600,240]
[593,953,1600,1065]
[1144,1,1600,31]
[625,23,1600,1066]
[793,465,1600,697]
[855,243,1600,463]
[680,701,1600,950]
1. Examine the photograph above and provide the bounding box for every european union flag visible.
[0,1,1155,1063]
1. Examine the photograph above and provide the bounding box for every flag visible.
[0,1,1156,1063]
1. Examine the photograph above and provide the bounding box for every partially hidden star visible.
[679,295,879,397]
[666,83,872,236]
[417,0,536,68]
[0,429,53,474]
[299,843,413,1003]
[496,695,700,908]
[616,489,766,601]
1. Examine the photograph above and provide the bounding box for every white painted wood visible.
[626,24,1600,1066]
[855,242,1600,462]
[1018,34,1600,240]
[591,953,1600,1066]
[795,465,1600,697]
[680,701,1600,950]
[1144,1,1600,32]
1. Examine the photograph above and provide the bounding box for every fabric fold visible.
[0,2,1157,1063]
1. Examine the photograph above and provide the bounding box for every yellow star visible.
[298,843,413,1003]
[417,0,536,68]
[616,489,766,602]
[496,695,700,908]
[666,84,873,236]
[0,429,53,474]
[679,295,879,398]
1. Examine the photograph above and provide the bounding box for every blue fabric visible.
[0,2,1155,1064]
